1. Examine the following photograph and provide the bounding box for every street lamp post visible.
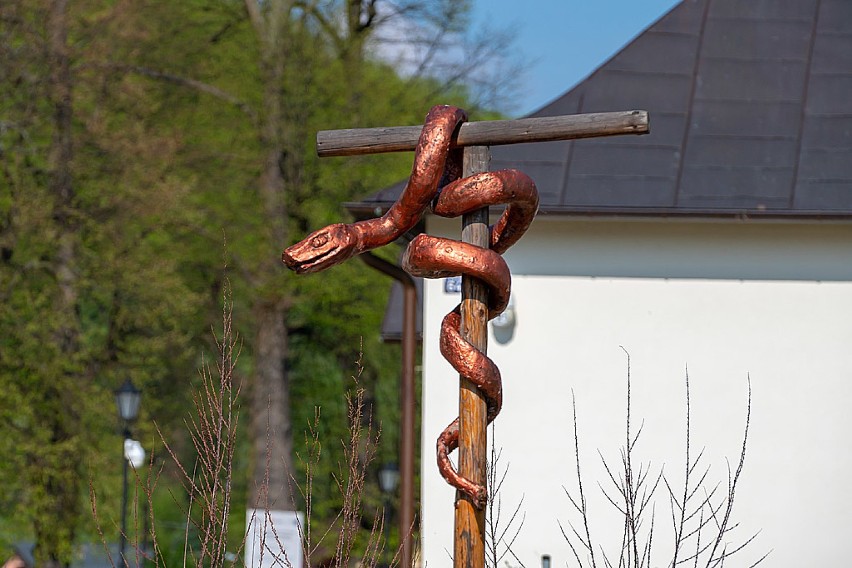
[114,379,141,568]
[378,463,400,567]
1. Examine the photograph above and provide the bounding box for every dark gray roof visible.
[348,0,852,219]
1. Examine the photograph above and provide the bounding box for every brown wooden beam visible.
[316,110,649,157]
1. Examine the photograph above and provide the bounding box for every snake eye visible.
[311,234,329,248]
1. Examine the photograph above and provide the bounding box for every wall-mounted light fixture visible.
[491,295,516,331]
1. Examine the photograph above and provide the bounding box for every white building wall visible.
[420,217,852,567]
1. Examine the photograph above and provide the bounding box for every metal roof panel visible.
[710,0,818,21]
[679,166,794,206]
[810,32,852,74]
[819,0,852,32]
[701,19,811,60]
[694,58,807,101]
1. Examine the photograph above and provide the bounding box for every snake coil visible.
[282,105,538,508]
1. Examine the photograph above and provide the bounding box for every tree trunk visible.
[250,300,295,510]
[36,1,82,567]
[343,0,371,123]
[246,0,297,512]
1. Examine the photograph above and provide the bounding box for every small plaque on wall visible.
[444,276,462,294]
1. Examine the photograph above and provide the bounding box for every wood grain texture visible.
[454,145,490,568]
[317,110,649,156]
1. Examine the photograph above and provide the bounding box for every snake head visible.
[282,223,359,274]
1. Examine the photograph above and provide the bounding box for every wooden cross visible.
[317,110,649,568]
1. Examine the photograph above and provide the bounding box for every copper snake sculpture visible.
[282,105,538,508]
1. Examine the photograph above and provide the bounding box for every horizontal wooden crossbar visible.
[316,110,649,157]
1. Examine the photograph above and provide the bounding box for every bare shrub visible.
[293,350,391,567]
[560,349,769,568]
[91,269,410,567]
[485,425,526,568]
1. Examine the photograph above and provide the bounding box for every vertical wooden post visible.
[453,145,490,567]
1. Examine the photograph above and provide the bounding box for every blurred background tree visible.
[0,0,520,565]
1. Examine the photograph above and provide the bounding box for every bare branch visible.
[294,0,345,54]
[82,62,257,119]
[243,0,265,36]
[486,423,526,568]
[560,364,763,568]
[703,378,753,568]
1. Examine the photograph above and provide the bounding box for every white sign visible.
[244,509,304,568]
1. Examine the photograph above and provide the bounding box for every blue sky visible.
[471,0,681,116]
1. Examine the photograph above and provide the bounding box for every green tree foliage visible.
[1,1,206,565]
[1,0,511,564]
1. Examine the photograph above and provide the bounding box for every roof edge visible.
[346,201,852,222]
